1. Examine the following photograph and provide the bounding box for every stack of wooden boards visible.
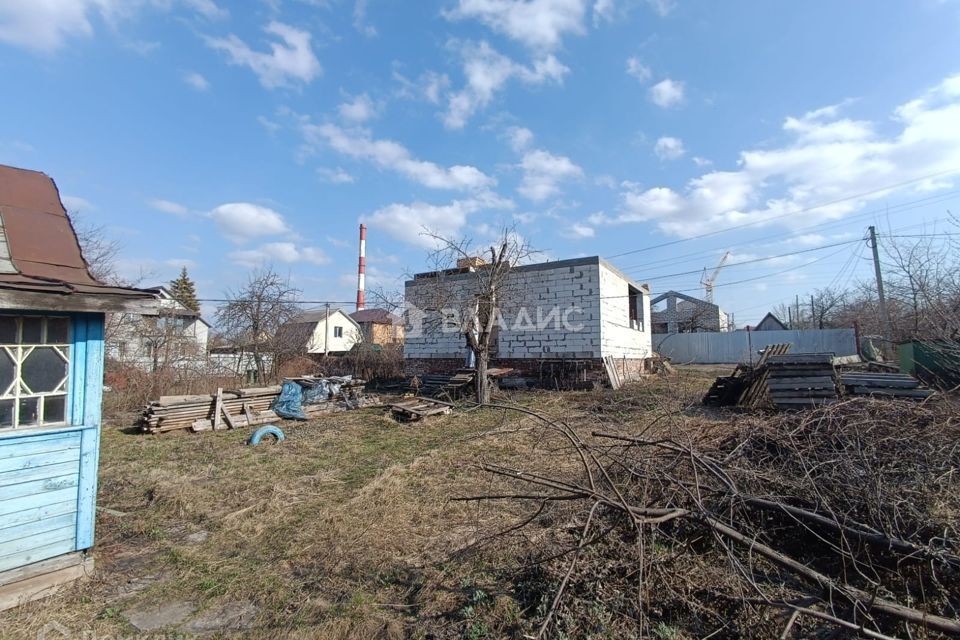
[736,344,792,408]
[139,377,370,434]
[140,387,281,434]
[764,353,840,409]
[838,371,935,399]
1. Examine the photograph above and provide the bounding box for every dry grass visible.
[0,368,721,639]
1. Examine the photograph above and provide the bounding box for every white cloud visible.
[182,0,227,19]
[317,167,355,184]
[183,71,210,91]
[645,0,675,16]
[206,21,321,89]
[304,123,495,191]
[602,73,960,236]
[0,1,225,53]
[230,242,330,267]
[353,0,377,36]
[564,222,595,239]
[394,69,450,104]
[445,40,568,129]
[506,126,534,152]
[692,156,712,167]
[654,136,685,160]
[62,195,95,212]
[625,56,651,83]
[209,202,290,243]
[445,0,588,52]
[592,0,615,25]
[149,199,190,216]
[649,78,685,108]
[337,93,378,122]
[362,192,513,248]
[517,149,584,201]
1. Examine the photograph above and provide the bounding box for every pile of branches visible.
[465,397,960,638]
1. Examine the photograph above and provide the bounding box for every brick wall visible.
[598,262,653,360]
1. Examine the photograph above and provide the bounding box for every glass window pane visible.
[0,317,16,343]
[21,317,42,343]
[46,318,69,344]
[22,347,68,393]
[0,399,12,427]
[43,396,66,424]
[18,397,38,426]
[0,349,14,396]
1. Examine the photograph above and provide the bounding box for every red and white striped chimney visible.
[356,223,366,311]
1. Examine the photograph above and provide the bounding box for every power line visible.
[603,169,960,260]
[612,191,959,273]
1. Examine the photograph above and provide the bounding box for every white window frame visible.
[0,315,71,430]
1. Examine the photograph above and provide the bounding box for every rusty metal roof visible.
[0,164,156,310]
[350,308,402,325]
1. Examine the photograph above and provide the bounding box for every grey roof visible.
[289,308,338,324]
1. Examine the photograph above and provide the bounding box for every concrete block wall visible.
[598,262,653,359]
[404,259,603,361]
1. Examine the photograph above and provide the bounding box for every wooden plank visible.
[765,376,835,385]
[66,313,87,426]
[0,526,76,564]
[2,503,76,531]
[220,405,237,430]
[0,487,79,519]
[0,474,78,502]
[0,553,92,612]
[0,448,81,475]
[75,426,99,550]
[0,462,79,488]
[767,382,836,391]
[0,432,81,461]
[81,314,105,428]
[839,378,919,388]
[212,388,223,431]
[0,538,76,574]
[0,550,85,587]
[0,513,77,546]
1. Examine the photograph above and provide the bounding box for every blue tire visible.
[247,425,286,445]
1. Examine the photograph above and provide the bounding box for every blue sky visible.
[1,0,959,325]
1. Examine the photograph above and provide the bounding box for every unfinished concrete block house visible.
[0,165,154,610]
[404,256,652,383]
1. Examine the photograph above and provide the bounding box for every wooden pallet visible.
[737,343,791,408]
[389,397,454,421]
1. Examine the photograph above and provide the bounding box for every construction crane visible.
[701,251,731,304]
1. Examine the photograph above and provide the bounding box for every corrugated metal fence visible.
[653,329,858,364]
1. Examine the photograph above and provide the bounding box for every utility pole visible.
[810,295,816,330]
[795,295,800,330]
[868,225,893,358]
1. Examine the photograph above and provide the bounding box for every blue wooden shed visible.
[0,165,155,609]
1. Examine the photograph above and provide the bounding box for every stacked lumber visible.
[389,397,454,421]
[737,343,791,408]
[838,372,935,399]
[764,353,839,409]
[140,386,280,434]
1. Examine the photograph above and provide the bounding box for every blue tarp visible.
[271,381,307,420]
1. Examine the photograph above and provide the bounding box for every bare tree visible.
[420,228,537,404]
[809,288,848,329]
[216,266,301,382]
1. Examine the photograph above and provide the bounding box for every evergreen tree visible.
[169,267,200,312]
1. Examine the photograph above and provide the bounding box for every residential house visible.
[751,312,788,331]
[349,308,404,345]
[0,164,155,609]
[651,291,732,333]
[278,308,361,355]
[106,286,210,370]
[404,256,652,382]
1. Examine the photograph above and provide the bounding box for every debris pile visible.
[764,352,839,408]
[471,397,960,638]
[388,397,454,421]
[139,376,373,434]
